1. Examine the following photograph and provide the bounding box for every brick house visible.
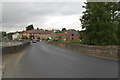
[56,29,80,41]
[21,28,80,41]
[39,31,54,40]
[22,29,57,40]
[22,29,41,39]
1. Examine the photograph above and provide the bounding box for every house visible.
[22,29,57,40]
[64,29,80,41]
[22,30,32,39]
[39,31,54,40]
[56,29,80,41]
[12,32,23,40]
[22,29,41,39]
[20,28,80,41]
[29,29,41,39]
[53,30,60,33]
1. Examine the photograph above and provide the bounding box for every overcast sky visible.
[2,2,86,32]
[0,2,1,31]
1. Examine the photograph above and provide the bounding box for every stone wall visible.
[49,42,119,60]
[1,42,23,47]
[2,42,30,56]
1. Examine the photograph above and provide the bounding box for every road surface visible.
[0,56,2,79]
[0,48,2,79]
[3,42,118,78]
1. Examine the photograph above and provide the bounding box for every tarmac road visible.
[3,42,118,78]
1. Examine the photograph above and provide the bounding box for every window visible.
[72,34,74,36]
[72,38,74,40]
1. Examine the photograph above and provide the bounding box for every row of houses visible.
[12,28,81,41]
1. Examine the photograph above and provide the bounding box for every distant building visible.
[66,30,80,41]
[22,30,32,38]
[56,29,80,41]
[12,33,20,40]
[68,29,76,31]
[20,28,80,41]
[12,31,23,40]
[22,29,54,40]
[39,31,54,40]
[22,29,41,39]
[29,29,41,39]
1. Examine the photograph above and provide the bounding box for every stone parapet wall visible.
[2,42,30,56]
[49,42,119,60]
[1,42,23,47]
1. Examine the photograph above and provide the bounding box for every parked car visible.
[37,39,40,42]
[32,39,37,43]
[14,39,23,42]
[18,39,23,41]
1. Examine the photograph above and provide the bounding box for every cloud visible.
[2,0,86,2]
[0,3,1,21]
[2,2,85,32]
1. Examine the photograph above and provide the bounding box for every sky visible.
[0,2,1,31]
[2,1,86,32]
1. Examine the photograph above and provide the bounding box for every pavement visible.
[2,42,118,78]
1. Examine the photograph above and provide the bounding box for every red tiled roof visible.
[22,30,32,34]
[29,29,41,34]
[40,31,53,34]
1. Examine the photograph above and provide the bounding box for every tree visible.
[26,24,34,30]
[45,29,48,31]
[7,33,14,40]
[78,30,85,40]
[0,31,6,38]
[80,2,120,46]
[118,12,120,45]
[62,28,66,31]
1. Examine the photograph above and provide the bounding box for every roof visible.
[68,29,76,31]
[40,31,53,34]
[65,31,79,36]
[22,29,41,34]
[57,33,66,36]
[29,29,41,34]
[22,30,32,34]
[57,31,79,36]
